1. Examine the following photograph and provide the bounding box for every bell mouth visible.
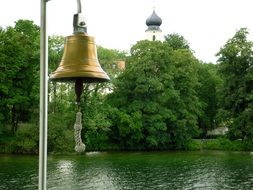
[50,76,110,83]
[50,63,110,83]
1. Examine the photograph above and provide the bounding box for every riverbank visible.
[0,137,247,155]
[187,138,244,151]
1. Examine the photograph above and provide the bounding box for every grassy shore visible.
[187,138,244,151]
[0,137,247,154]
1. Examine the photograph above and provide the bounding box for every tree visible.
[106,39,201,149]
[0,27,7,133]
[217,28,253,148]
[80,47,126,150]
[196,63,223,136]
[164,33,190,50]
[48,35,65,113]
[0,20,40,134]
[97,46,126,76]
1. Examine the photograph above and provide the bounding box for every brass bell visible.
[50,33,110,83]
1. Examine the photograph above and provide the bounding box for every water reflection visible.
[57,160,75,174]
[85,151,102,156]
[48,160,76,190]
[84,167,120,190]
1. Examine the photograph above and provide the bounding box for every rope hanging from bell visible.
[74,79,86,152]
[74,111,85,152]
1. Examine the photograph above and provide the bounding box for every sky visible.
[0,0,253,63]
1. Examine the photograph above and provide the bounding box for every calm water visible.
[1,151,253,190]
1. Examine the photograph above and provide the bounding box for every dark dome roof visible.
[146,10,162,26]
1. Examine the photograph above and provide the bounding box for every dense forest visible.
[0,20,253,154]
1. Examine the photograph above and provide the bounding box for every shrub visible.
[15,123,39,154]
[48,112,75,153]
[202,137,243,151]
[185,139,202,150]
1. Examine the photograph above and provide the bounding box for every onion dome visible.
[145,10,162,32]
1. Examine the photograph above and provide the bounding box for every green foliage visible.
[0,123,38,154]
[106,39,201,150]
[196,63,223,136]
[48,35,65,113]
[1,19,253,153]
[217,28,253,148]
[48,112,75,153]
[164,33,190,50]
[0,20,40,134]
[185,138,244,151]
[185,139,202,150]
[48,35,64,73]
[96,46,127,93]
[97,46,126,75]
[201,138,243,151]
[81,84,112,150]
[15,123,39,153]
[73,47,126,150]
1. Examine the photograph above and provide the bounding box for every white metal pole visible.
[39,0,48,189]
[77,0,82,13]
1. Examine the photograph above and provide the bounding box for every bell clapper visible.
[74,79,86,152]
[75,78,83,108]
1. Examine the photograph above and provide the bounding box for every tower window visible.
[153,35,156,41]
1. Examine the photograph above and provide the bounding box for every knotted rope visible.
[74,111,86,152]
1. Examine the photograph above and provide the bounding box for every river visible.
[1,151,253,189]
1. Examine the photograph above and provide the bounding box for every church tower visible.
[145,9,163,41]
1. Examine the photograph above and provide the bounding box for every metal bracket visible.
[73,0,87,33]
[73,14,87,33]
